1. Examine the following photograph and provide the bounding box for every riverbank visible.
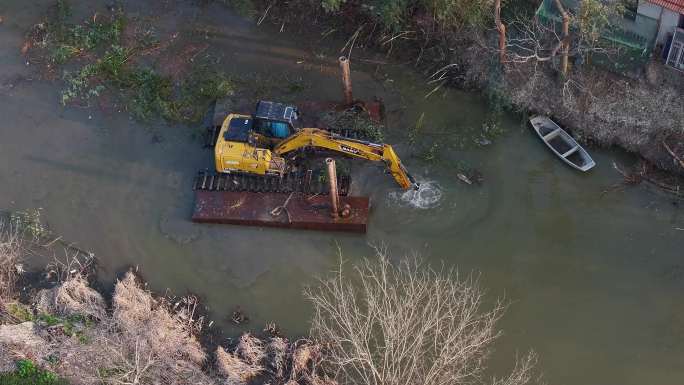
[0,219,542,385]
[250,0,684,182]
[0,224,331,385]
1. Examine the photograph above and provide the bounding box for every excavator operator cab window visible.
[254,119,293,139]
[224,117,252,143]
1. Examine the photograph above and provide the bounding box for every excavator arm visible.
[274,128,419,190]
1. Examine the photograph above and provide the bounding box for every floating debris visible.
[457,168,483,186]
[263,322,281,336]
[231,306,249,325]
[457,173,472,185]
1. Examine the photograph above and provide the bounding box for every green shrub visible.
[47,1,124,64]
[422,0,493,29]
[320,0,346,12]
[6,303,34,322]
[223,0,255,15]
[375,0,411,29]
[61,64,101,105]
[36,313,60,326]
[0,360,69,385]
[316,0,494,32]
[127,69,174,121]
[98,45,132,82]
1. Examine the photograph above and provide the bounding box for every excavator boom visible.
[274,128,418,190]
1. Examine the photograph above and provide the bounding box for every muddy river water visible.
[1,1,683,384]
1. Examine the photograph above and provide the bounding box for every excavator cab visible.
[214,114,286,177]
[252,101,298,142]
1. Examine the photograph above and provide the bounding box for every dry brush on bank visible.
[1,268,216,385]
[0,226,22,304]
[0,226,331,385]
[305,250,539,385]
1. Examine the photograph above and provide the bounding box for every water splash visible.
[389,180,443,209]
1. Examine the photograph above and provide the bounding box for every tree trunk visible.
[555,0,570,76]
[495,0,506,64]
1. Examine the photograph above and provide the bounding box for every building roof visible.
[646,0,684,13]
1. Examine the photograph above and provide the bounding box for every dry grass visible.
[0,251,340,385]
[235,333,266,366]
[267,336,290,379]
[55,274,106,320]
[0,225,23,302]
[112,271,208,367]
[0,254,226,385]
[214,334,330,385]
[291,341,321,381]
[303,374,339,385]
[216,346,262,385]
[35,270,215,385]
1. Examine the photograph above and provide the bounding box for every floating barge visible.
[191,191,370,233]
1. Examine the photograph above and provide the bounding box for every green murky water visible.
[1,1,683,384]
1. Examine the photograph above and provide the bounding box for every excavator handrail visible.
[274,128,419,190]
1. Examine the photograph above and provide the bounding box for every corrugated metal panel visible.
[645,0,684,13]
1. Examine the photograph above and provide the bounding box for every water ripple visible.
[389,180,443,209]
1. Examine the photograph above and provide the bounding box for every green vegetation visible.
[9,209,50,240]
[6,303,33,322]
[320,109,384,142]
[0,360,69,385]
[36,312,94,343]
[47,0,124,64]
[5,302,94,344]
[219,0,256,16]
[576,0,626,52]
[314,0,494,31]
[34,1,235,124]
[60,49,235,123]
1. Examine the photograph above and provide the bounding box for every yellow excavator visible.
[195,101,418,194]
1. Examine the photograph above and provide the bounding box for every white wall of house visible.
[637,0,683,44]
[638,0,662,19]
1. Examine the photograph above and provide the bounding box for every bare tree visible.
[305,249,538,385]
[501,0,625,69]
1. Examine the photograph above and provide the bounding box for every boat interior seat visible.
[542,128,561,140]
[561,145,579,158]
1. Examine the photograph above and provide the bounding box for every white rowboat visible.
[530,115,596,172]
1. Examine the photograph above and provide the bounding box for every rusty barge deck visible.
[192,191,370,233]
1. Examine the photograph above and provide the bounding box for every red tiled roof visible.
[646,0,684,13]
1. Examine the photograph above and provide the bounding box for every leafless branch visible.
[305,249,537,385]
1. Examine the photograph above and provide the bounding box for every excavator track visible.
[192,170,350,196]
[204,125,221,149]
